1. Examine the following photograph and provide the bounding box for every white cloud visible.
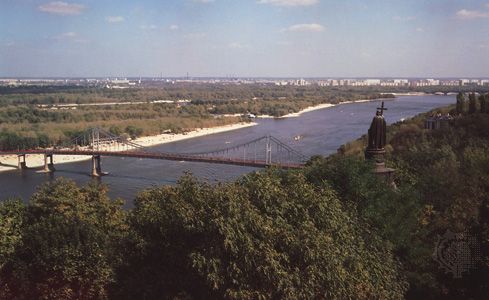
[276,41,292,46]
[455,9,489,19]
[170,25,179,30]
[52,31,87,43]
[184,32,207,39]
[360,52,371,58]
[283,23,325,32]
[140,25,158,30]
[416,27,424,32]
[194,0,215,3]
[38,1,85,16]
[106,16,125,23]
[392,15,416,22]
[56,31,77,39]
[228,42,249,49]
[258,0,318,6]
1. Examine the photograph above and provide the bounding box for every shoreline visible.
[0,122,257,173]
[258,97,395,119]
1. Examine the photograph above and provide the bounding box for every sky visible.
[0,0,488,78]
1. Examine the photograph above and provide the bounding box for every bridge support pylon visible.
[43,153,56,173]
[17,154,28,170]
[91,155,104,177]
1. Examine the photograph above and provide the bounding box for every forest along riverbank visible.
[0,122,256,173]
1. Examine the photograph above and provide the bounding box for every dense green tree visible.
[0,179,126,300]
[124,125,143,139]
[382,112,489,298]
[469,92,477,114]
[0,199,25,299]
[479,94,486,113]
[456,92,465,114]
[114,171,407,299]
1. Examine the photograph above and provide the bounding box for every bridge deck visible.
[0,150,305,169]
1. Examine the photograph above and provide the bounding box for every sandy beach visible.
[0,122,257,173]
[277,97,395,119]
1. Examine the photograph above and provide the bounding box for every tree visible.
[0,179,127,300]
[469,92,477,114]
[0,199,25,299]
[479,94,486,113]
[115,172,407,299]
[456,92,465,114]
[485,93,489,114]
[125,125,143,139]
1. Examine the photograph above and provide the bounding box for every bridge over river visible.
[0,128,307,177]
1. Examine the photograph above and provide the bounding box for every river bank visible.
[0,122,257,173]
[260,97,396,119]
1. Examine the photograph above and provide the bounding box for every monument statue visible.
[367,104,387,150]
[364,101,396,188]
[365,101,387,161]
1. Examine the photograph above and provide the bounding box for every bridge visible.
[0,127,307,176]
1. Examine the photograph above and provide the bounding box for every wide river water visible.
[0,95,454,206]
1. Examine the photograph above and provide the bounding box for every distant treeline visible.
[0,84,396,106]
[0,85,395,150]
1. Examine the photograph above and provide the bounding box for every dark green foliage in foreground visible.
[469,93,478,114]
[338,112,489,299]
[115,171,406,299]
[480,94,487,113]
[456,92,465,114]
[305,107,489,299]
[386,113,489,299]
[0,179,127,300]
[0,173,407,299]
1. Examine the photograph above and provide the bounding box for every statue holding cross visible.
[365,101,387,160]
[364,101,396,187]
[378,101,387,116]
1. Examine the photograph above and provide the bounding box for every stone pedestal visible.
[373,162,396,189]
[365,148,386,162]
[366,148,396,188]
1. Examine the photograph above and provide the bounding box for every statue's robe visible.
[367,115,386,150]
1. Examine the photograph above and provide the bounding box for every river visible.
[0,95,455,206]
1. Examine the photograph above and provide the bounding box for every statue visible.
[364,101,396,188]
[365,102,387,161]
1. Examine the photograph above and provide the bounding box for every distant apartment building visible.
[380,79,409,87]
[411,78,440,87]
[109,78,130,85]
[439,80,460,86]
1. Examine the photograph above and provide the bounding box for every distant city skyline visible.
[1,0,489,78]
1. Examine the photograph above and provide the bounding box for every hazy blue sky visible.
[1,0,488,77]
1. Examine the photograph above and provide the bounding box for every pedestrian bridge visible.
[0,128,307,176]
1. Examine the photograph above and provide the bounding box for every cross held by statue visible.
[377,101,387,116]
